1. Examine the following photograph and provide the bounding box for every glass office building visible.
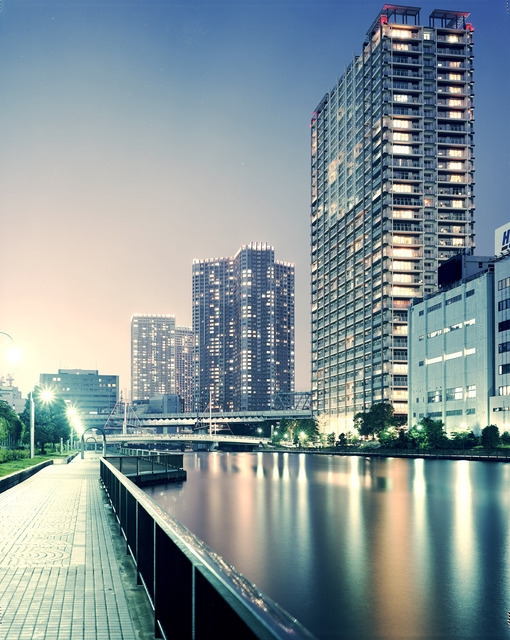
[311,5,474,432]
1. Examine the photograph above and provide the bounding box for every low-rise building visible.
[39,368,119,425]
[409,234,510,434]
[408,256,494,434]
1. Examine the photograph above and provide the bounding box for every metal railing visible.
[100,458,317,640]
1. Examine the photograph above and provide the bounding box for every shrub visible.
[0,449,29,463]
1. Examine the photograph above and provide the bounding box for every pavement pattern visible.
[0,454,148,640]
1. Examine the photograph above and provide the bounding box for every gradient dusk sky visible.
[0,0,508,397]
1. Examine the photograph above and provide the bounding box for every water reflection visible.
[146,452,510,639]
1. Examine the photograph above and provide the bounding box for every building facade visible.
[192,243,295,412]
[408,256,494,434]
[131,315,193,410]
[489,255,510,429]
[40,369,119,418]
[311,5,474,432]
[0,384,25,414]
[175,326,194,412]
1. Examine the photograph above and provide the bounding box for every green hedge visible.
[0,449,30,463]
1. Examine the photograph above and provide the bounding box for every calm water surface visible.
[145,452,510,639]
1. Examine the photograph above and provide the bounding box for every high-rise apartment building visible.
[311,5,474,432]
[175,325,194,412]
[131,314,193,410]
[193,243,295,412]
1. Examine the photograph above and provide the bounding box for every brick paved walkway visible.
[0,454,142,640]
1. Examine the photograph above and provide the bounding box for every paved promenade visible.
[0,454,153,640]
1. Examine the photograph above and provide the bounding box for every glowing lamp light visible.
[39,388,54,404]
[6,345,21,364]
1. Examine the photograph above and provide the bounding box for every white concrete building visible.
[489,255,510,429]
[408,258,493,433]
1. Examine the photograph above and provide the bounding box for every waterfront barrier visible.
[107,454,187,486]
[327,447,510,461]
[100,457,317,640]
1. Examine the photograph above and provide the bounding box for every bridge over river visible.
[107,432,271,449]
[79,407,312,433]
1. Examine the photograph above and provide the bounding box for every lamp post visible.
[30,391,35,458]
[66,405,83,452]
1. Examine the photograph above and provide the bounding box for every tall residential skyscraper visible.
[175,325,194,412]
[131,314,193,410]
[193,243,295,412]
[311,5,474,432]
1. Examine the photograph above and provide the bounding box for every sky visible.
[0,0,508,397]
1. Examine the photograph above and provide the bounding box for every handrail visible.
[100,458,316,640]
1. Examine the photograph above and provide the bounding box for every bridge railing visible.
[100,457,316,640]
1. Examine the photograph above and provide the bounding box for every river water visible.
[144,451,510,639]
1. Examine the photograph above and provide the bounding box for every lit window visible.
[428,390,442,403]
[392,183,412,193]
[392,145,412,155]
[393,248,415,257]
[446,387,463,401]
[393,132,411,141]
[445,351,462,360]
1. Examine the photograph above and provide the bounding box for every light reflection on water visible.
[146,452,510,640]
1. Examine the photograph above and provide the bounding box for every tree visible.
[353,411,373,439]
[481,425,500,450]
[327,432,336,447]
[275,418,319,445]
[450,429,479,450]
[20,389,70,454]
[354,402,399,440]
[501,431,510,446]
[336,433,347,448]
[0,400,24,446]
[412,416,447,450]
[378,426,399,447]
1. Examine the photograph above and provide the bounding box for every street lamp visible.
[66,405,83,449]
[30,386,54,458]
